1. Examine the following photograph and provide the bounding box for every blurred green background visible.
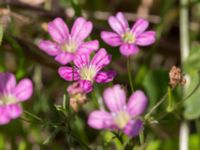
[0,0,200,149]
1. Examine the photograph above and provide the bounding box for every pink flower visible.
[101,12,156,56]
[0,72,33,125]
[38,17,99,65]
[58,48,116,93]
[88,85,148,137]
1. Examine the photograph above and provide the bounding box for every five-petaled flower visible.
[88,85,147,137]
[39,17,99,65]
[58,48,116,93]
[0,72,33,125]
[101,12,156,56]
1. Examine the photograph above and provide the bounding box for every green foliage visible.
[142,69,169,109]
[189,134,200,150]
[184,44,200,119]
[0,0,200,149]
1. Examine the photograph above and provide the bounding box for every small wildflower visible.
[67,82,87,112]
[101,12,156,56]
[88,85,148,137]
[0,72,33,125]
[38,17,99,65]
[169,66,186,87]
[58,48,116,93]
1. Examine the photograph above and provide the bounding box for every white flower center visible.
[122,31,135,44]
[0,95,17,105]
[61,41,77,53]
[80,66,96,81]
[113,111,130,129]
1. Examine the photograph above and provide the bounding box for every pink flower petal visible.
[101,31,122,47]
[76,21,93,41]
[58,66,79,81]
[71,17,86,39]
[0,106,10,125]
[0,72,16,94]
[116,12,129,30]
[127,90,148,117]
[74,54,90,69]
[67,82,83,94]
[6,104,22,119]
[55,52,74,65]
[77,40,99,54]
[48,17,69,43]
[108,16,125,35]
[88,110,114,129]
[71,17,93,41]
[103,85,126,112]
[38,40,61,56]
[79,80,93,93]
[123,119,143,137]
[136,31,156,46]
[90,48,111,71]
[95,70,116,83]
[119,44,139,56]
[130,19,149,36]
[14,79,33,101]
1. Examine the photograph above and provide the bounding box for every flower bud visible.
[67,82,87,112]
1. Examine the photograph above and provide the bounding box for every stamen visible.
[61,41,77,53]
[80,66,96,81]
[122,32,135,44]
[0,95,17,105]
[113,111,130,129]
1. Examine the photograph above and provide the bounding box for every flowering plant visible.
[0,1,199,149]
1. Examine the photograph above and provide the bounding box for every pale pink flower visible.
[58,48,116,93]
[39,17,99,65]
[101,12,156,56]
[88,85,148,137]
[0,72,33,125]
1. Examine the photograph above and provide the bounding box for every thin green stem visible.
[24,111,43,122]
[157,77,200,120]
[71,62,75,81]
[175,79,200,109]
[127,57,134,92]
[145,87,175,120]
[166,86,174,112]
[145,92,168,120]
[139,129,144,145]
[70,132,91,150]
[43,128,60,145]
[113,132,123,145]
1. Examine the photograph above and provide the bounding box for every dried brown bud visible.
[70,93,87,112]
[67,82,87,112]
[169,66,186,87]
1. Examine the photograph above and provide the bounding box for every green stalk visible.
[180,0,189,108]
[166,86,174,112]
[179,2,189,149]
[180,0,189,66]
[24,111,43,122]
[139,129,144,145]
[127,57,134,92]
[144,90,169,120]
